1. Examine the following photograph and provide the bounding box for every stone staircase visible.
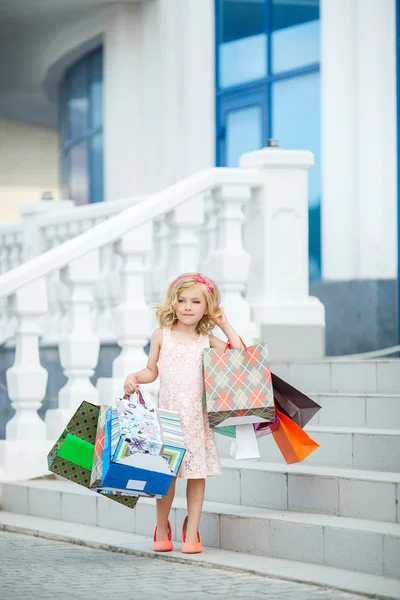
[0,357,399,596]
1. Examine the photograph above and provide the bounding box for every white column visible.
[104,3,144,200]
[206,184,259,344]
[157,0,215,188]
[355,0,397,279]
[181,0,215,174]
[45,251,100,439]
[241,148,325,359]
[321,0,358,280]
[1,278,50,480]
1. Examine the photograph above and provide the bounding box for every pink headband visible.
[174,275,214,293]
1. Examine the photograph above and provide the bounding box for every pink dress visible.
[157,328,221,479]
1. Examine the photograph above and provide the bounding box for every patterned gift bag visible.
[203,342,275,428]
[47,401,138,510]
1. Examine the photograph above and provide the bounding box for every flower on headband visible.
[175,274,214,293]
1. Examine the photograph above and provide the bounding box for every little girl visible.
[123,272,242,554]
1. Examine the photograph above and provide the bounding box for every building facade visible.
[0,0,398,352]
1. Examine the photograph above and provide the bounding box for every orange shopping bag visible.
[272,408,319,464]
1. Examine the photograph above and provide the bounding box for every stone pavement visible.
[0,531,369,600]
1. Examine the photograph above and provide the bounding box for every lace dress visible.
[157,328,221,479]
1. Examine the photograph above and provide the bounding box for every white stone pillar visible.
[241,148,325,359]
[320,0,358,280]
[104,3,144,200]
[1,278,50,480]
[355,0,397,279]
[157,0,215,188]
[180,0,215,175]
[45,251,100,439]
[206,184,259,344]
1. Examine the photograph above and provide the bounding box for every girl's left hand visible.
[212,310,228,329]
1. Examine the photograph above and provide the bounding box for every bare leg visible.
[185,478,206,543]
[155,477,176,541]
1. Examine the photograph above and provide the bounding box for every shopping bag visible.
[214,416,280,439]
[272,408,319,464]
[47,401,138,510]
[254,416,281,439]
[92,388,186,496]
[272,373,321,428]
[203,341,275,428]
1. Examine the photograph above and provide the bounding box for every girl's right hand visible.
[123,373,138,395]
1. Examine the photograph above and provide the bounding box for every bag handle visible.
[124,386,146,406]
[224,336,247,352]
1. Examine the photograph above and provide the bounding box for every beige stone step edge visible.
[0,511,399,600]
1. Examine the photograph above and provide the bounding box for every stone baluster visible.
[152,218,171,305]
[113,221,153,378]
[97,222,154,404]
[206,184,259,344]
[45,250,100,439]
[201,191,220,276]
[2,278,49,480]
[94,244,117,341]
[167,195,205,280]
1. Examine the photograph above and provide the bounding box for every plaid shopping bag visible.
[203,342,275,428]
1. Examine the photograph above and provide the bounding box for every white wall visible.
[321,0,398,280]
[0,119,60,222]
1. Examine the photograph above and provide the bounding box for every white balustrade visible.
[45,251,101,439]
[206,184,259,344]
[1,278,49,480]
[0,153,324,482]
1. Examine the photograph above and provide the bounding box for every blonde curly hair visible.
[155,272,222,334]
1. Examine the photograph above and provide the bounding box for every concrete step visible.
[272,359,400,395]
[309,393,400,429]
[1,479,399,580]
[215,426,400,472]
[175,459,400,524]
[1,512,399,599]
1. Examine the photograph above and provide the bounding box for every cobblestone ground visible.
[0,531,368,600]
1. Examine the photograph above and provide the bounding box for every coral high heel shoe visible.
[152,520,173,552]
[181,516,202,554]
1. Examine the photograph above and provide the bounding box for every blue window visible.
[60,47,104,205]
[216,0,321,280]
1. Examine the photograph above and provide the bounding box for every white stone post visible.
[97,222,154,404]
[45,251,100,439]
[206,184,259,344]
[94,244,117,340]
[241,148,325,359]
[1,278,50,480]
[151,218,171,304]
[168,196,205,280]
